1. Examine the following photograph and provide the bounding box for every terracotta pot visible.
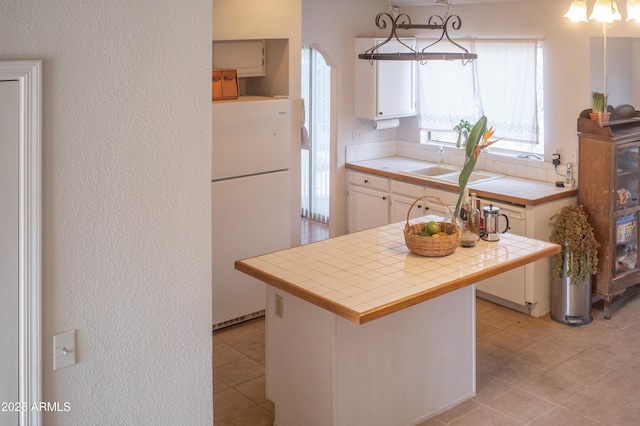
[589,111,611,126]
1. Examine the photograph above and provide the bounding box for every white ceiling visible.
[391,0,525,5]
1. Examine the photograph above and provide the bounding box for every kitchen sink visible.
[435,171,503,183]
[400,166,504,184]
[400,165,459,176]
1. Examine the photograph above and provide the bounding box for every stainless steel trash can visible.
[550,243,593,326]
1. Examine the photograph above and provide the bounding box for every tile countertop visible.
[346,157,578,206]
[235,215,561,325]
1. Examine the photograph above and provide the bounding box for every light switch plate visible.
[53,329,76,370]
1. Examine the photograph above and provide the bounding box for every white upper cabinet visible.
[355,38,417,121]
[213,39,265,77]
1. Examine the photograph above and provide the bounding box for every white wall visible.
[0,1,213,424]
[591,36,640,107]
[303,0,640,236]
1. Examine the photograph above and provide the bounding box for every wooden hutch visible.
[578,105,640,319]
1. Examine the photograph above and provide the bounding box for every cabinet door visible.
[213,40,265,77]
[424,189,458,219]
[614,144,640,279]
[355,38,416,120]
[376,40,416,119]
[390,194,427,224]
[348,186,389,233]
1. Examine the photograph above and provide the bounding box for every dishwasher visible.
[475,198,528,308]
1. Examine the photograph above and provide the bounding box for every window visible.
[301,46,331,224]
[418,39,544,155]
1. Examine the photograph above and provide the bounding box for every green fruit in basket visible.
[418,231,431,237]
[425,221,440,235]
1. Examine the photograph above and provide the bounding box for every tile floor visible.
[213,286,640,425]
[214,218,640,424]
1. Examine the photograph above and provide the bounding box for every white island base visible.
[266,285,476,426]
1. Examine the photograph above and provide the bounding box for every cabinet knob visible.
[417,204,422,209]
[364,179,369,183]
[382,196,387,200]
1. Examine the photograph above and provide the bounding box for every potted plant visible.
[549,205,600,325]
[590,91,610,125]
[453,119,473,147]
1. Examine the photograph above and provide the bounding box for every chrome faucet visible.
[456,128,468,148]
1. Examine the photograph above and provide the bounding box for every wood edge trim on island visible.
[234,260,363,323]
[235,243,560,325]
[357,244,560,324]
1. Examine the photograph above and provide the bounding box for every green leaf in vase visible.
[454,116,491,220]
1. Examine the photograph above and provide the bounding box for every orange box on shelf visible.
[212,68,238,101]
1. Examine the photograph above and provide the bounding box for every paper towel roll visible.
[372,118,399,130]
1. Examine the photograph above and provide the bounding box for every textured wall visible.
[0,1,213,424]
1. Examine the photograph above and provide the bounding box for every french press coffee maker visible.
[482,204,510,242]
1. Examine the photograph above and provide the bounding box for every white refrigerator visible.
[212,97,291,328]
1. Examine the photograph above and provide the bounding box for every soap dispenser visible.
[438,146,445,166]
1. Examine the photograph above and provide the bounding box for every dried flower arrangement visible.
[549,205,599,283]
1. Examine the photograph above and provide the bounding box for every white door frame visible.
[0,60,42,426]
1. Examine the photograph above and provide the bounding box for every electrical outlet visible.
[353,128,363,141]
[552,153,561,166]
[275,294,284,318]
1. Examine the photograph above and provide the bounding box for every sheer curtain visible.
[418,39,539,144]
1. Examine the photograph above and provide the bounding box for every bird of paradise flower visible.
[453,116,501,221]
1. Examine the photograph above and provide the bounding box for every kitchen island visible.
[235,216,561,426]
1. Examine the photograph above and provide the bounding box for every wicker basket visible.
[404,195,461,257]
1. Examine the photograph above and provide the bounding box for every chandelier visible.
[564,0,640,23]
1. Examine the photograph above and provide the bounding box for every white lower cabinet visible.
[423,188,459,218]
[389,180,428,224]
[348,185,389,233]
[390,194,426,224]
[347,171,390,233]
[349,171,459,232]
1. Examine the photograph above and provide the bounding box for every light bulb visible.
[564,0,589,22]
[627,0,640,21]
[590,0,622,23]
